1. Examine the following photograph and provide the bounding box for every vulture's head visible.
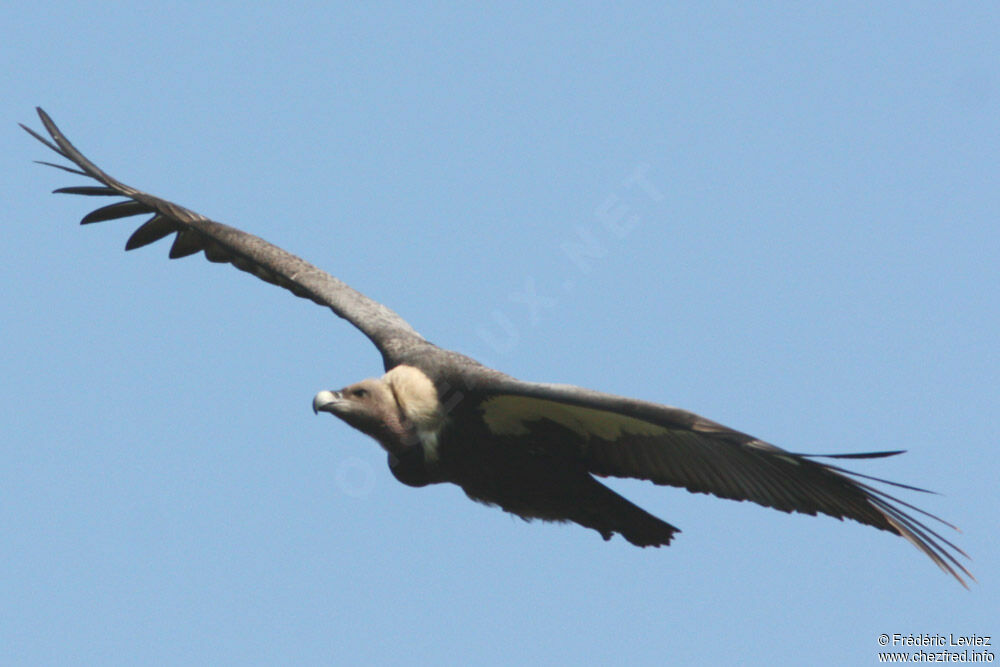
[313,365,443,454]
[313,378,400,438]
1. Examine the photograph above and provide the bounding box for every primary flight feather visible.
[23,108,972,586]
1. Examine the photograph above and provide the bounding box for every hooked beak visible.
[313,389,342,415]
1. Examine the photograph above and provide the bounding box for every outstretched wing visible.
[477,378,972,587]
[22,108,425,366]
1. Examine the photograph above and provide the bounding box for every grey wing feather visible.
[23,108,425,365]
[482,378,972,587]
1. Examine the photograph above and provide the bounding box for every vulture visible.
[23,108,971,586]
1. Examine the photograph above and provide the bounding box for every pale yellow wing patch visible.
[480,395,672,440]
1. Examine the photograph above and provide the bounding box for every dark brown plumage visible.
[24,108,972,586]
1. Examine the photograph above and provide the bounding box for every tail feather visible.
[575,478,679,547]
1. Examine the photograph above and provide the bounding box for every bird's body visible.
[23,108,972,586]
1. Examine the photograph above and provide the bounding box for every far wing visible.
[477,378,972,586]
[23,108,425,365]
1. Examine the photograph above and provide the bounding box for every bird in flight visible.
[23,108,972,586]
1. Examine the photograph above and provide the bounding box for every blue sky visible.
[3,3,997,664]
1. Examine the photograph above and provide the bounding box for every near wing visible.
[22,107,424,364]
[478,379,972,587]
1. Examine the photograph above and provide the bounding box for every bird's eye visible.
[352,388,368,398]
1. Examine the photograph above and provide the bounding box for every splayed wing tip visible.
[799,449,906,460]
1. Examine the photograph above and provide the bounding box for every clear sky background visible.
[3,3,997,665]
